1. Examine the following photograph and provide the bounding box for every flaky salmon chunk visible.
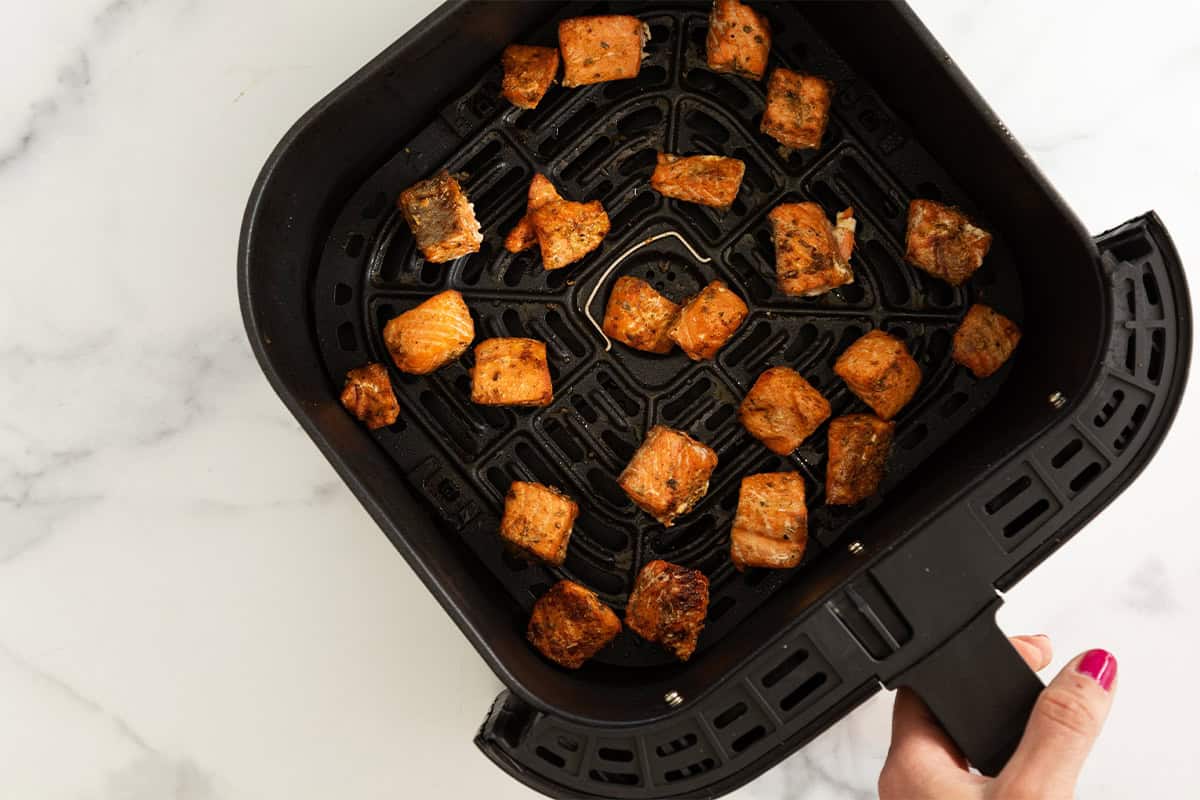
[618,425,718,526]
[383,290,474,374]
[505,174,564,254]
[471,337,553,406]
[528,580,621,669]
[905,199,992,286]
[952,303,1021,378]
[559,15,648,88]
[834,330,921,420]
[339,363,399,430]
[501,44,559,109]
[731,472,808,570]
[826,414,894,506]
[625,560,709,661]
[769,202,856,296]
[761,68,832,150]
[397,170,482,263]
[668,280,749,361]
[650,153,746,208]
[602,276,681,354]
[530,199,611,270]
[706,0,771,80]
[500,481,578,566]
[739,366,831,455]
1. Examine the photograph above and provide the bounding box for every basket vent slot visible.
[664,759,716,782]
[656,734,697,758]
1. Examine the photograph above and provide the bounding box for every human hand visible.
[879,636,1117,800]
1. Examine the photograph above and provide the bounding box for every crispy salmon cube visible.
[559,15,648,88]
[339,363,399,430]
[500,482,579,566]
[738,366,831,455]
[383,289,475,374]
[397,170,482,263]
[527,580,621,669]
[505,174,564,254]
[470,337,553,407]
[668,280,749,361]
[769,202,855,296]
[530,199,611,269]
[760,68,832,150]
[602,276,681,354]
[834,330,921,420]
[650,153,746,208]
[905,199,992,286]
[826,414,894,505]
[501,44,559,109]
[626,560,709,661]
[706,0,772,80]
[953,303,1021,378]
[731,472,808,570]
[618,425,718,526]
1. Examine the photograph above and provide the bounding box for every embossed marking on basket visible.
[584,230,712,351]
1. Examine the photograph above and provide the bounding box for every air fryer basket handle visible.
[889,600,1043,776]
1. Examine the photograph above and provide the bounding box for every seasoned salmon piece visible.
[530,199,611,270]
[953,303,1021,378]
[650,153,746,208]
[504,174,564,254]
[834,330,922,420]
[618,425,718,526]
[527,580,621,669]
[397,170,482,263]
[500,481,579,566]
[339,363,399,430]
[501,44,559,109]
[602,276,681,354]
[470,338,553,407]
[559,15,648,88]
[706,0,772,80]
[739,366,831,455]
[905,199,992,286]
[383,290,474,374]
[626,560,709,661]
[826,414,894,506]
[769,202,855,296]
[731,472,808,570]
[760,68,832,150]
[668,280,749,361]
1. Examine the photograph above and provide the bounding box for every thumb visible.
[996,649,1117,797]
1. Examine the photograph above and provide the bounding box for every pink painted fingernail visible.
[1076,649,1117,691]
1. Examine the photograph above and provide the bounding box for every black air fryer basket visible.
[238,2,1190,796]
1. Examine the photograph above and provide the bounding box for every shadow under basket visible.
[238,2,1191,797]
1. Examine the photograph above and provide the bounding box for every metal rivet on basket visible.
[848,541,865,556]
[1049,391,1067,410]
[664,690,684,707]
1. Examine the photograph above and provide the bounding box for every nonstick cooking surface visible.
[311,3,1023,667]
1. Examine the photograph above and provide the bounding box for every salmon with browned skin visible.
[905,199,992,286]
[501,44,559,109]
[739,366,831,455]
[731,472,808,570]
[471,338,554,406]
[769,202,856,296]
[528,580,621,668]
[761,68,832,150]
[650,153,746,208]
[500,481,578,565]
[706,0,771,80]
[953,303,1021,378]
[625,560,709,661]
[505,174,563,254]
[826,414,894,505]
[397,171,482,263]
[602,276,680,354]
[668,280,749,361]
[559,15,648,87]
[339,363,399,430]
[834,330,922,420]
[618,425,718,526]
[383,290,474,374]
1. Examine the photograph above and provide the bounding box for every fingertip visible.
[1010,634,1054,671]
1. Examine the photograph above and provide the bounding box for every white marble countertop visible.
[3,1,1198,797]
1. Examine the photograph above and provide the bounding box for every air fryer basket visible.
[238,2,1190,797]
